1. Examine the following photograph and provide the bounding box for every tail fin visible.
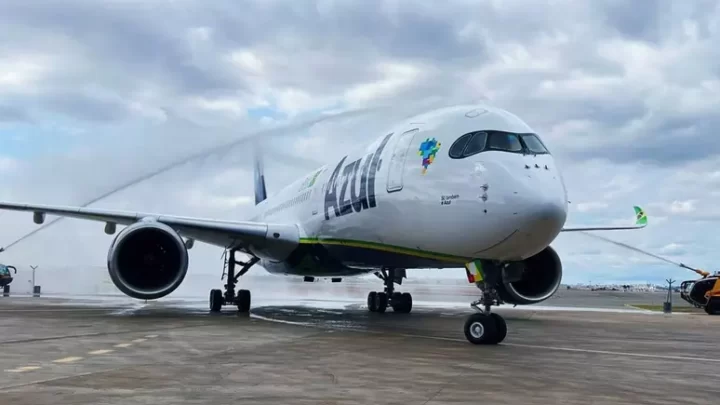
[253,142,268,205]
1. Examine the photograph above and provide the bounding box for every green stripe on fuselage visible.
[298,237,469,263]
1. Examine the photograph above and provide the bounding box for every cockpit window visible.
[448,133,473,158]
[462,132,488,156]
[448,130,550,159]
[486,132,522,152]
[520,134,549,154]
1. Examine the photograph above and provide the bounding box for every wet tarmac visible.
[1,290,718,404]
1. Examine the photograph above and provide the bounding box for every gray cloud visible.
[569,114,720,165]
[0,105,29,123]
[596,0,664,42]
[4,0,718,157]
[42,94,131,123]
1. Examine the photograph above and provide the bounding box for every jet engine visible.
[496,245,563,305]
[106,220,189,300]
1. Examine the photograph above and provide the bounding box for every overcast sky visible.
[1,0,719,293]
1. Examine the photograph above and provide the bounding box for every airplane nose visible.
[514,187,567,255]
[477,183,567,261]
[469,156,568,260]
[525,198,567,235]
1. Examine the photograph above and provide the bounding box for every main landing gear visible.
[367,268,413,313]
[463,282,507,345]
[209,249,259,313]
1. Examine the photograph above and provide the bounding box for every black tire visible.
[376,292,388,313]
[367,292,378,312]
[463,313,498,345]
[209,289,223,312]
[705,297,720,315]
[401,292,412,313]
[392,292,403,303]
[390,293,403,313]
[489,313,507,344]
[392,292,413,314]
[237,289,251,313]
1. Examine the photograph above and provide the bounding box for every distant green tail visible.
[633,206,648,227]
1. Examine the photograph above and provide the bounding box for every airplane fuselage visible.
[247,104,569,277]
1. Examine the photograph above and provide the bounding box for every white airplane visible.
[0,103,648,345]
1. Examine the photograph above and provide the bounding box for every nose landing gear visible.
[463,290,507,345]
[463,261,507,345]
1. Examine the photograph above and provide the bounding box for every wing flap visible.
[561,205,647,232]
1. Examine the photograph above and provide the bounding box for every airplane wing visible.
[0,202,299,258]
[560,205,647,232]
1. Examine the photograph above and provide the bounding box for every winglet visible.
[633,205,647,227]
[560,204,648,232]
[253,142,268,205]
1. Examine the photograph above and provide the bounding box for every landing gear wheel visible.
[210,289,223,312]
[391,292,413,313]
[211,250,259,314]
[367,292,378,312]
[464,313,498,345]
[237,289,251,313]
[489,313,507,344]
[401,292,412,313]
[369,268,412,314]
[376,292,388,313]
[392,292,402,303]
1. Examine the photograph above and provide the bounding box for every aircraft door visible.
[386,128,419,193]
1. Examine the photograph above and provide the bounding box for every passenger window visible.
[520,134,549,154]
[462,132,488,157]
[487,132,522,152]
[448,133,473,158]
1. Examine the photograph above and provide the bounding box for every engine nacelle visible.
[496,245,563,305]
[107,220,189,300]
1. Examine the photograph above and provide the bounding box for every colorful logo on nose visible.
[418,137,441,175]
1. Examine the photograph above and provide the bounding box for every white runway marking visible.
[109,303,148,316]
[2,295,674,315]
[52,356,83,364]
[389,333,720,363]
[0,367,125,391]
[250,313,720,364]
[406,301,660,314]
[88,349,114,355]
[502,342,720,363]
[5,366,41,373]
[250,314,312,327]
[0,308,116,313]
[195,297,664,314]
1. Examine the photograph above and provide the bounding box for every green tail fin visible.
[633,206,647,226]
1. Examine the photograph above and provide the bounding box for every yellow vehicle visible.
[678,264,720,315]
[579,231,720,315]
[0,264,17,288]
